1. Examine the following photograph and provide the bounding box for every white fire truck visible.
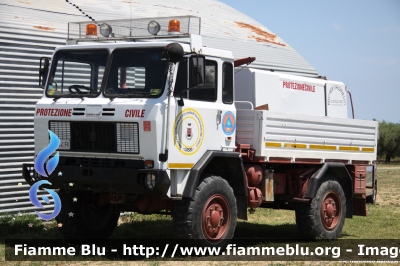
[23,16,378,247]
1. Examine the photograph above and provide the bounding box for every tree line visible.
[377,120,400,163]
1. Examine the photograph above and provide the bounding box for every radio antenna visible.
[65,0,97,24]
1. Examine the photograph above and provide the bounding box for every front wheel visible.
[56,190,120,240]
[173,176,237,247]
[295,178,346,239]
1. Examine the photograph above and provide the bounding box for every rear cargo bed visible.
[236,109,378,164]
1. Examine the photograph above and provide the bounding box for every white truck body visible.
[235,68,349,118]
[234,67,378,164]
[24,16,379,244]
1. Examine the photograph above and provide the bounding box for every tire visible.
[173,175,237,247]
[56,190,120,240]
[295,178,346,239]
[366,181,377,204]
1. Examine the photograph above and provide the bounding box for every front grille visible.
[116,123,139,153]
[49,121,139,154]
[71,122,116,152]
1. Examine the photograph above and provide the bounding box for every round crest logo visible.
[222,111,236,136]
[173,108,204,155]
[327,85,347,106]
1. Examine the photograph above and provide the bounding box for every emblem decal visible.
[222,111,236,136]
[173,108,204,155]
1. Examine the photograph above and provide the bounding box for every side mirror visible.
[39,57,50,88]
[163,43,184,64]
[189,55,205,88]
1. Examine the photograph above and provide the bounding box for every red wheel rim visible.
[202,194,230,241]
[320,190,341,230]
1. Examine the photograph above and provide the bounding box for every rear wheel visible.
[295,178,346,239]
[56,190,120,240]
[173,176,237,247]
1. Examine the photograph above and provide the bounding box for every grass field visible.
[1,167,399,265]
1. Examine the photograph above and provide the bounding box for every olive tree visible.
[377,120,400,163]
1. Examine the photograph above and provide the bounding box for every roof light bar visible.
[68,16,200,41]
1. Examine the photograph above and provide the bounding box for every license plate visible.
[58,140,70,150]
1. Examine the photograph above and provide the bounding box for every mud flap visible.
[353,196,367,216]
[346,197,353,218]
[236,195,248,220]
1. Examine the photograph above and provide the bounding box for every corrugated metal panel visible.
[0,0,318,215]
[0,2,76,215]
[1,0,317,75]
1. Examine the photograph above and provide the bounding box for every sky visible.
[219,0,400,123]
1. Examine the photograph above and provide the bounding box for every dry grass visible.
[1,167,399,265]
[375,168,400,206]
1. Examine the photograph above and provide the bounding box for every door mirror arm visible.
[39,57,50,89]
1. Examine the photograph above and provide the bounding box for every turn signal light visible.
[168,19,180,34]
[86,23,97,36]
[145,160,154,169]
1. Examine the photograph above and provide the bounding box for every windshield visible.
[104,48,168,98]
[46,49,109,97]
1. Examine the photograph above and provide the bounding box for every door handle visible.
[216,110,222,125]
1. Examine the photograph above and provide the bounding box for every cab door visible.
[168,57,236,169]
[218,61,236,151]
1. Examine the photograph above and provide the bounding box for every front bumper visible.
[22,160,170,196]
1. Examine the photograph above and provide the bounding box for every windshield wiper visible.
[109,92,153,101]
[53,94,84,102]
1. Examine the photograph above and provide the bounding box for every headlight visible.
[147,21,160,35]
[100,23,113,37]
[145,173,156,190]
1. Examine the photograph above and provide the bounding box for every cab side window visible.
[174,59,217,102]
[222,62,233,104]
